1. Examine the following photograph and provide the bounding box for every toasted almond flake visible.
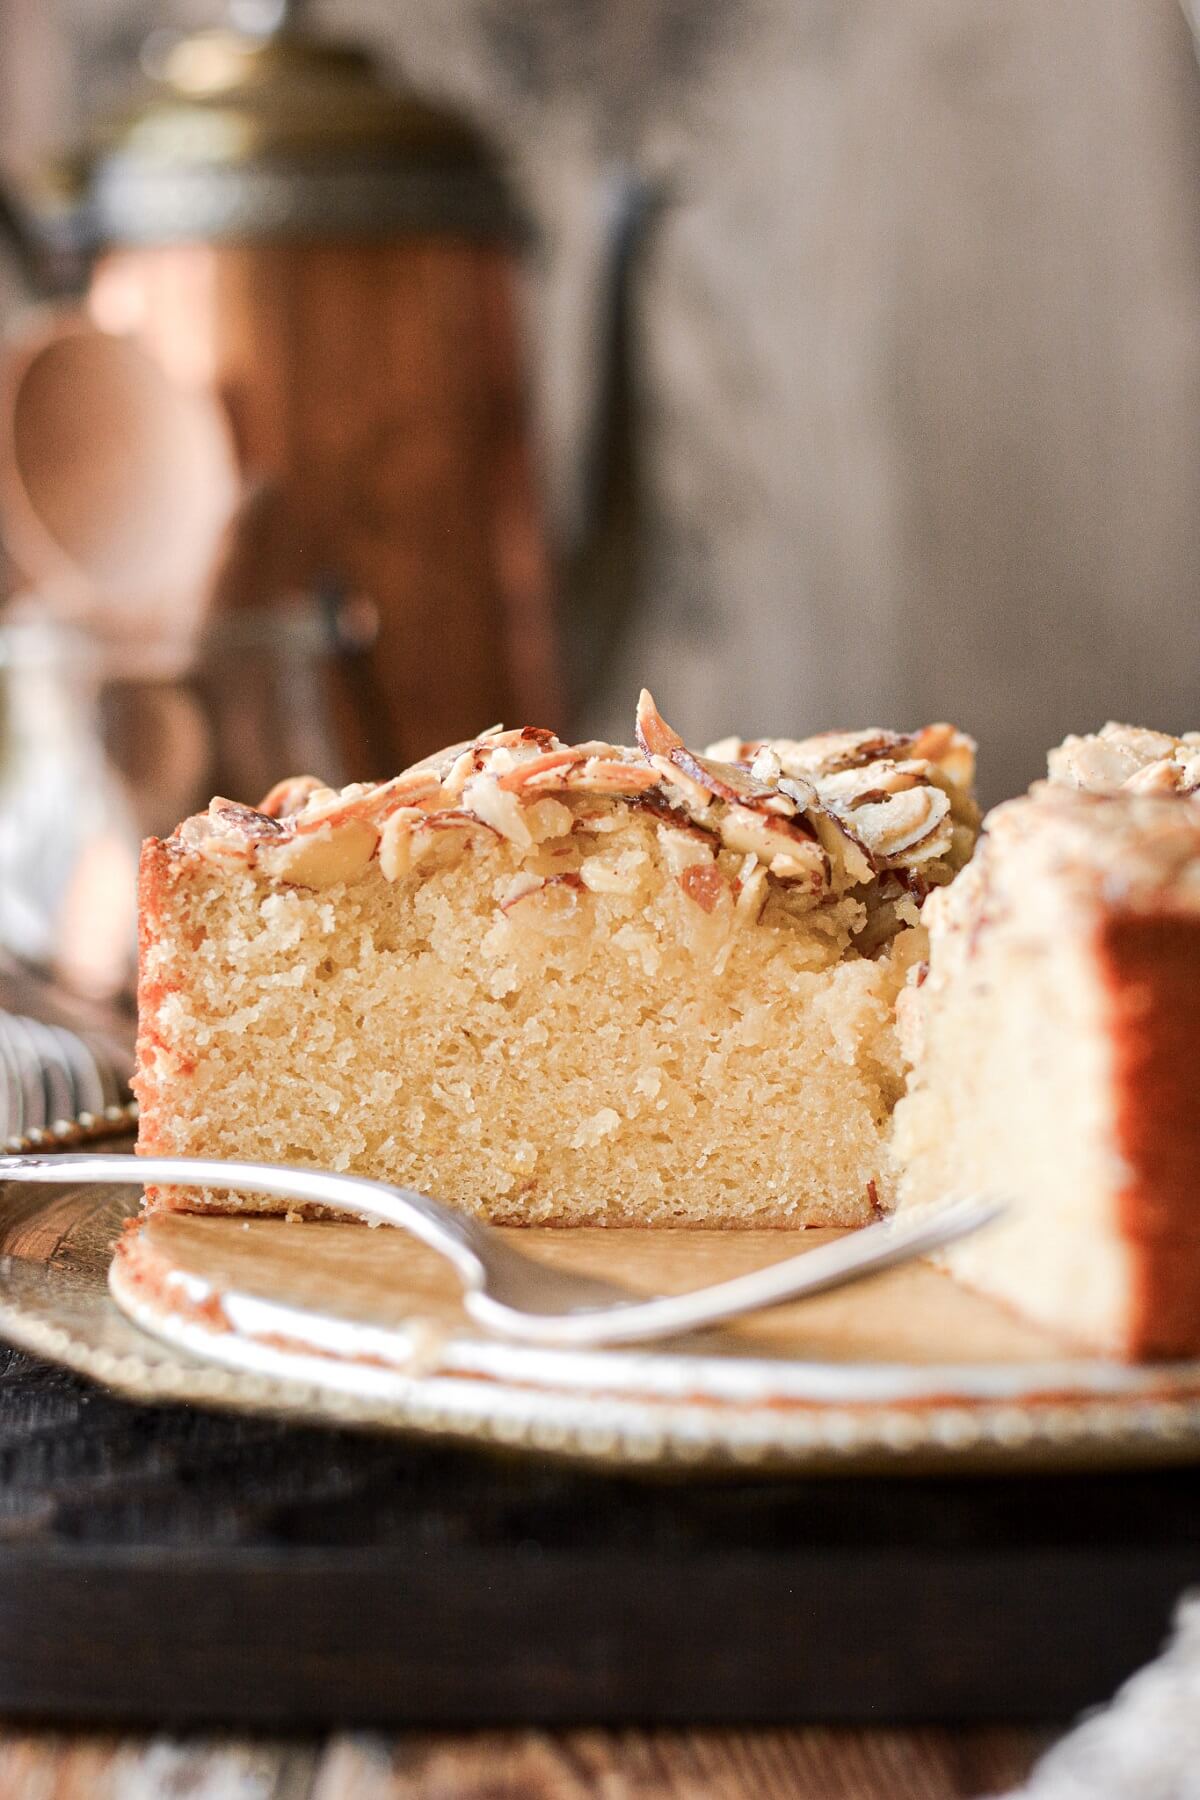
[766,850,821,883]
[1048,723,1200,800]
[499,871,586,914]
[809,809,876,884]
[378,807,427,881]
[579,853,645,894]
[167,690,976,950]
[652,755,713,812]
[852,785,951,859]
[770,729,915,777]
[257,775,326,819]
[657,823,714,876]
[195,835,253,866]
[258,818,379,888]
[573,759,661,793]
[909,723,960,764]
[635,688,684,758]
[462,773,533,848]
[1125,759,1196,795]
[816,765,920,810]
[441,748,479,800]
[777,773,819,810]
[207,798,286,840]
[734,859,768,923]
[377,770,443,808]
[718,804,826,881]
[499,871,545,909]
[680,750,795,813]
[678,862,727,913]
[484,725,562,752]
[496,748,585,789]
[525,798,574,842]
[291,782,375,825]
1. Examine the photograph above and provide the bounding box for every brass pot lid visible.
[85,3,517,245]
[102,27,489,169]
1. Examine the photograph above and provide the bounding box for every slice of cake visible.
[893,725,1200,1357]
[135,692,976,1227]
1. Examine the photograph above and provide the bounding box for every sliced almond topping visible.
[378,807,428,881]
[677,751,794,813]
[484,725,562,752]
[750,745,782,784]
[909,723,960,763]
[496,748,585,790]
[635,688,684,758]
[768,850,824,885]
[499,871,546,909]
[1048,724,1200,799]
[258,818,379,889]
[524,798,574,843]
[851,785,951,859]
[777,773,819,810]
[572,758,661,793]
[734,857,769,924]
[195,835,253,865]
[1123,760,1189,796]
[208,797,287,840]
[257,775,326,819]
[1170,749,1200,793]
[440,748,479,801]
[808,809,876,885]
[636,692,795,816]
[678,861,728,913]
[656,822,714,877]
[770,729,915,778]
[816,764,921,810]
[374,770,444,809]
[462,773,534,848]
[651,755,713,813]
[500,870,585,914]
[717,804,826,881]
[578,851,647,894]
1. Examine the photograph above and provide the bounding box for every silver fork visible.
[0,1152,1004,1348]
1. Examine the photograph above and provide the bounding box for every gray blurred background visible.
[4,0,1200,804]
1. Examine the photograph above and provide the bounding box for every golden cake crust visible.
[1101,913,1200,1356]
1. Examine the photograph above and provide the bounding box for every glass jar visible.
[0,594,381,1001]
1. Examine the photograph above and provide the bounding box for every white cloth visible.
[999,1594,1200,1799]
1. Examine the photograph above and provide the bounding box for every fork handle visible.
[0,1152,489,1288]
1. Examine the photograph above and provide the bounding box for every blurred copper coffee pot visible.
[1,0,560,769]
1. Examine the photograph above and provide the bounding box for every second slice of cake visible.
[893,725,1200,1356]
[135,692,976,1227]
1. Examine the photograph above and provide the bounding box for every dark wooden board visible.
[0,1344,1192,1728]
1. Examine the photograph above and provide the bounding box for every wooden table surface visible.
[0,1722,1049,1797]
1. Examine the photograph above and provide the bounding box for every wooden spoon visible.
[0,311,240,639]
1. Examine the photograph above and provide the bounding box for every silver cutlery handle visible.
[0,1152,490,1288]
